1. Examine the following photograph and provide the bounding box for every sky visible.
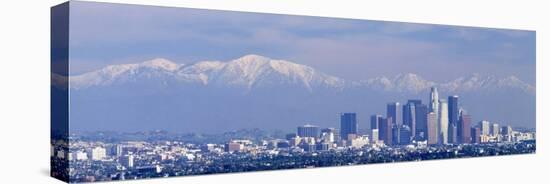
[68,1,536,84]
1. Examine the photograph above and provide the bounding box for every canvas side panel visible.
[51,2,70,183]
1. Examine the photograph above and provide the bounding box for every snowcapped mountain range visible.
[68,54,344,91]
[61,54,535,94]
[60,54,535,132]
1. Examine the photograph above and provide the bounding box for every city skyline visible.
[61,1,536,133]
[51,2,537,183]
[68,85,535,136]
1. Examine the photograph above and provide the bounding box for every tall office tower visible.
[479,120,491,136]
[501,125,513,135]
[501,125,513,142]
[447,96,459,144]
[427,112,438,145]
[297,124,320,138]
[403,100,420,139]
[448,96,459,126]
[398,125,412,145]
[501,126,513,135]
[492,123,500,136]
[371,129,379,143]
[429,87,439,114]
[333,128,341,142]
[458,113,472,144]
[387,102,402,126]
[449,124,457,144]
[414,104,428,141]
[439,99,449,144]
[392,125,400,145]
[340,113,358,141]
[471,127,481,144]
[378,117,393,146]
[370,114,382,131]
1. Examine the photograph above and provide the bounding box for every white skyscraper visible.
[492,123,500,136]
[480,120,491,136]
[439,99,449,144]
[429,87,439,117]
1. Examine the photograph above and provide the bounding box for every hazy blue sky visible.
[69,1,535,84]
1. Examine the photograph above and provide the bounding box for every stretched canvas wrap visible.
[51,1,536,183]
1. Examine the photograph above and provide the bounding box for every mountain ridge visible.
[65,54,535,95]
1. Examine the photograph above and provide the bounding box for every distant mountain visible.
[440,73,535,94]
[70,54,345,92]
[68,55,535,95]
[62,55,535,132]
[355,73,436,93]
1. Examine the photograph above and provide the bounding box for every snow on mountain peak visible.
[392,73,436,92]
[212,55,344,90]
[67,55,533,94]
[70,55,345,91]
[140,58,180,71]
[355,73,534,94]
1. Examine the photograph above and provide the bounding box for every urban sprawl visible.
[51,87,536,182]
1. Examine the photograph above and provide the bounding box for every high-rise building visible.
[479,121,491,136]
[439,99,449,144]
[392,124,412,145]
[458,113,472,144]
[297,124,320,138]
[501,125,513,142]
[449,124,457,144]
[471,127,481,144]
[414,104,428,141]
[448,96,459,126]
[403,100,420,139]
[371,129,379,143]
[492,123,500,136]
[387,102,402,126]
[501,126,513,135]
[370,114,382,131]
[429,87,439,115]
[447,96,459,144]
[333,128,341,142]
[340,113,358,141]
[379,117,393,146]
[392,125,400,145]
[427,112,438,145]
[399,125,412,145]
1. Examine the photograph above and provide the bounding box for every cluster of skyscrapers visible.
[288,86,528,149]
[367,87,472,146]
